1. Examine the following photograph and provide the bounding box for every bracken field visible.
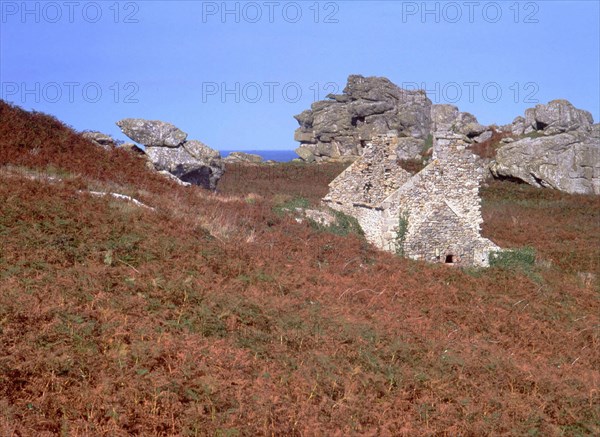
[0,100,599,436]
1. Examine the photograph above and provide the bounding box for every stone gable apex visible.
[324,133,412,207]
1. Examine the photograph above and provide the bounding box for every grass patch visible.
[309,210,364,238]
[273,196,310,216]
[489,247,536,271]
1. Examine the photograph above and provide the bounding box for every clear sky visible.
[1,0,599,151]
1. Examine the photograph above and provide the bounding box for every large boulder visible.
[145,140,224,190]
[502,100,594,136]
[116,118,187,147]
[524,99,593,135]
[490,124,599,195]
[116,118,224,190]
[293,75,432,162]
[431,104,487,139]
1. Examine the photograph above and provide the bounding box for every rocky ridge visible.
[293,76,598,195]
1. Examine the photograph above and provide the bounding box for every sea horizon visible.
[220,149,298,162]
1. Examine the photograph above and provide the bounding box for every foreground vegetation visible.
[1,101,598,435]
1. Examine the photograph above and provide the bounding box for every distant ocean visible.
[220,150,298,162]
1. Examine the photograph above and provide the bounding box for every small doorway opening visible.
[445,254,455,264]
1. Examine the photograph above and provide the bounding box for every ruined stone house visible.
[323,133,500,267]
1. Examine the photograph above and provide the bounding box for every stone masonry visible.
[323,133,500,267]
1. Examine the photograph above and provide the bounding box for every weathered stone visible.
[396,136,425,160]
[157,170,192,186]
[116,118,187,147]
[324,134,412,208]
[294,110,313,127]
[473,130,493,143]
[294,130,316,143]
[509,116,526,136]
[294,75,432,161]
[295,145,316,163]
[430,104,459,132]
[82,131,115,150]
[145,140,224,190]
[524,99,593,135]
[304,209,337,226]
[119,142,145,155]
[431,104,486,138]
[223,152,263,163]
[490,124,600,195]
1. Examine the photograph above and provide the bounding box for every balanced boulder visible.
[116,118,224,190]
[145,140,224,190]
[116,118,187,147]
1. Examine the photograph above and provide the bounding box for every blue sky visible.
[1,1,599,151]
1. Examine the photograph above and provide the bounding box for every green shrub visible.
[273,196,310,216]
[394,211,409,257]
[423,134,433,153]
[309,210,364,238]
[489,247,536,271]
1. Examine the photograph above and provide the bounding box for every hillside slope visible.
[0,102,598,436]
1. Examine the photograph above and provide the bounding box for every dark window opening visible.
[445,254,455,264]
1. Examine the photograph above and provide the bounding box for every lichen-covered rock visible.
[395,136,425,160]
[116,118,187,147]
[490,124,600,195]
[82,131,115,150]
[116,118,224,190]
[145,140,224,190]
[506,116,527,136]
[524,99,593,135]
[294,146,316,163]
[294,75,432,162]
[223,152,264,163]
[430,104,486,138]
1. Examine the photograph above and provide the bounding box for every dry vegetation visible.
[1,101,599,436]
